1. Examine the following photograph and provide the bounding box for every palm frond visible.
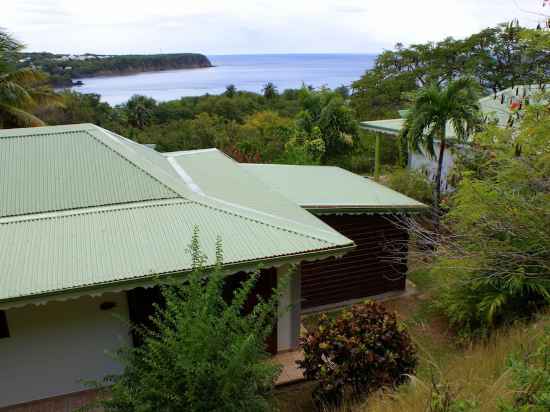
[0,103,45,128]
[0,30,22,52]
[29,86,65,108]
[0,80,34,107]
[1,68,47,85]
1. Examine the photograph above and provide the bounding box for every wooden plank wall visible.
[126,268,278,354]
[301,214,408,309]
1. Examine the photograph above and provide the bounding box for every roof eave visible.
[359,123,402,136]
[304,205,429,215]
[0,243,355,311]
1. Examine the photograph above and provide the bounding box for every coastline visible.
[69,64,215,87]
[68,54,376,104]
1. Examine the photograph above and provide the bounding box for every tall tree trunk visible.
[433,133,446,229]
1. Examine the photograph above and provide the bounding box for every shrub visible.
[92,229,281,412]
[298,301,417,406]
[499,327,550,411]
[384,168,434,205]
[430,103,550,337]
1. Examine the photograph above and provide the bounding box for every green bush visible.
[92,230,281,412]
[431,103,550,338]
[298,301,417,406]
[385,167,434,205]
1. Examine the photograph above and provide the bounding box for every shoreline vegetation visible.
[17,52,213,87]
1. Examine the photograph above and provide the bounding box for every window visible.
[0,311,9,338]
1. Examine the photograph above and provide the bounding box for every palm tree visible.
[224,84,237,98]
[403,78,480,220]
[262,82,278,100]
[125,94,157,129]
[0,30,61,128]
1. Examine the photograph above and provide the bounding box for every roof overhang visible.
[303,205,429,216]
[0,243,355,311]
[360,120,402,136]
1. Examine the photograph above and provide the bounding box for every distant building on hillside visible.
[361,84,548,191]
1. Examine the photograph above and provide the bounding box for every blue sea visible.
[72,54,376,105]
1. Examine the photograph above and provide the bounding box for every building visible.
[360,84,547,190]
[0,124,425,410]
[161,151,427,311]
[241,164,427,311]
[0,124,353,409]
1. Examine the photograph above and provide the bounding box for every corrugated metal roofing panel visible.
[360,118,404,135]
[241,164,427,212]
[0,199,348,303]
[163,149,345,236]
[0,125,179,217]
[0,124,354,305]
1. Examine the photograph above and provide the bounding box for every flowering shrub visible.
[298,301,417,405]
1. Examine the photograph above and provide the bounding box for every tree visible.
[317,96,358,158]
[235,111,294,162]
[295,87,359,162]
[224,84,237,98]
[282,126,325,165]
[35,90,115,127]
[433,102,550,335]
[93,230,282,412]
[124,94,157,129]
[350,23,550,120]
[0,30,61,128]
[262,82,278,100]
[403,78,480,219]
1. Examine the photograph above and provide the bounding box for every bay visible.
[72,53,376,105]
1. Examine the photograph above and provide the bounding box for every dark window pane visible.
[0,311,9,339]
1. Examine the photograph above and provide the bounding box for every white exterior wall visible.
[0,293,131,408]
[408,143,455,192]
[276,265,301,352]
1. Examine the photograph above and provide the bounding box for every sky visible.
[3,0,549,55]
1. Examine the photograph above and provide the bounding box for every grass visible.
[358,317,549,412]
[276,260,550,412]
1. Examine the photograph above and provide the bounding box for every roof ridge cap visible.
[162,153,351,246]
[0,198,190,225]
[186,195,350,246]
[88,125,192,198]
[90,126,350,247]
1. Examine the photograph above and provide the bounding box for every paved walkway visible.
[273,349,305,386]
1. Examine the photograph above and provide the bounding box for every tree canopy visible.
[0,29,61,128]
[351,22,550,120]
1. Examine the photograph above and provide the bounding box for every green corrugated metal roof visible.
[0,199,347,304]
[360,118,405,135]
[240,164,427,213]
[360,84,547,137]
[0,124,353,306]
[477,84,547,127]
[162,149,343,237]
[0,125,179,217]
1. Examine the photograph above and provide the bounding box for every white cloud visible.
[3,0,547,54]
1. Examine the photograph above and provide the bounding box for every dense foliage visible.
[384,167,434,205]
[94,231,281,412]
[33,85,372,168]
[18,52,212,86]
[402,78,481,215]
[431,100,550,337]
[298,301,417,406]
[0,30,61,127]
[351,22,550,121]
